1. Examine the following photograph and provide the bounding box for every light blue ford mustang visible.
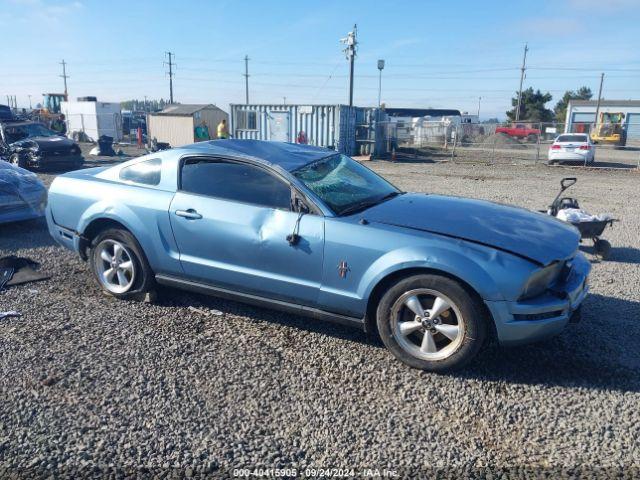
[46,140,590,371]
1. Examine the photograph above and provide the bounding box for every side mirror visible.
[293,195,310,214]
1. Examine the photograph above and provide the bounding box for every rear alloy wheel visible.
[89,228,154,299]
[94,239,136,294]
[376,274,486,371]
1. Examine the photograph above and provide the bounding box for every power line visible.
[594,73,605,125]
[515,44,528,121]
[310,60,343,102]
[164,52,175,103]
[341,24,357,107]
[60,59,69,98]
[244,55,250,104]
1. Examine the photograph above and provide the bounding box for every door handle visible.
[175,209,202,220]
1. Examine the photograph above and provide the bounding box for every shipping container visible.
[229,104,378,156]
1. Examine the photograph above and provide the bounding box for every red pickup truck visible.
[495,123,541,140]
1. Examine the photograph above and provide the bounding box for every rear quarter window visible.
[119,158,162,186]
[557,135,588,142]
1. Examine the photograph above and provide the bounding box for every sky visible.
[1,0,640,119]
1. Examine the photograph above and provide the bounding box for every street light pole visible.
[377,59,385,107]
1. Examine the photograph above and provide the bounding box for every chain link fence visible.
[375,120,640,170]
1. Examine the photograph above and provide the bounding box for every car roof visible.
[178,139,337,172]
[0,120,39,127]
[558,133,588,138]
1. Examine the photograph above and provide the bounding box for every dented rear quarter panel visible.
[47,163,183,276]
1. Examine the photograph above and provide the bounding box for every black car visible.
[0,105,13,121]
[0,120,84,170]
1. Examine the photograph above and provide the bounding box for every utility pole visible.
[477,96,481,118]
[341,24,358,107]
[60,59,69,99]
[165,52,175,104]
[594,72,605,129]
[243,55,250,104]
[515,43,528,122]
[377,59,385,107]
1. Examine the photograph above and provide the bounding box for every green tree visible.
[554,86,593,123]
[506,88,554,122]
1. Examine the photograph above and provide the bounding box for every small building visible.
[565,99,640,145]
[61,99,123,142]
[229,104,377,156]
[147,104,228,147]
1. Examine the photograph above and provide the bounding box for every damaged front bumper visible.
[486,252,591,345]
[23,152,84,168]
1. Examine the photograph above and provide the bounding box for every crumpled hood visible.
[12,135,76,152]
[364,193,580,265]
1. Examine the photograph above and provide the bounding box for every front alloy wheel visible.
[376,274,486,371]
[390,289,465,361]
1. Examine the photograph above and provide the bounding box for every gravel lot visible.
[1,149,639,478]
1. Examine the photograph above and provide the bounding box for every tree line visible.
[506,86,593,124]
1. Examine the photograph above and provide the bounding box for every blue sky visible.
[1,0,639,119]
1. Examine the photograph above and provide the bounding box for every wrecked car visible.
[0,160,47,224]
[46,140,590,371]
[0,120,84,170]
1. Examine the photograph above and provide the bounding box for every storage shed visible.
[229,104,378,156]
[147,104,228,147]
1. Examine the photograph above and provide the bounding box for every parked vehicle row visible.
[45,139,590,371]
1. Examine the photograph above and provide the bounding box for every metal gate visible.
[268,111,291,142]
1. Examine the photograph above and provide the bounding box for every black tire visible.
[89,227,155,300]
[376,274,487,372]
[9,153,27,169]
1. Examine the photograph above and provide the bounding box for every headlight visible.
[519,261,564,300]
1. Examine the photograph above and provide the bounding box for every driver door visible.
[169,156,325,306]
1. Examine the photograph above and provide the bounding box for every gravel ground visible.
[1,155,639,478]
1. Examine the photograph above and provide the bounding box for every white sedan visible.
[548,133,595,164]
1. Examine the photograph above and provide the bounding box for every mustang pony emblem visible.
[338,260,350,279]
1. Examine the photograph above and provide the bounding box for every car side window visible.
[180,158,292,210]
[119,158,162,186]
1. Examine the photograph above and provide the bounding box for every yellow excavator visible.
[32,93,67,124]
[590,112,626,146]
